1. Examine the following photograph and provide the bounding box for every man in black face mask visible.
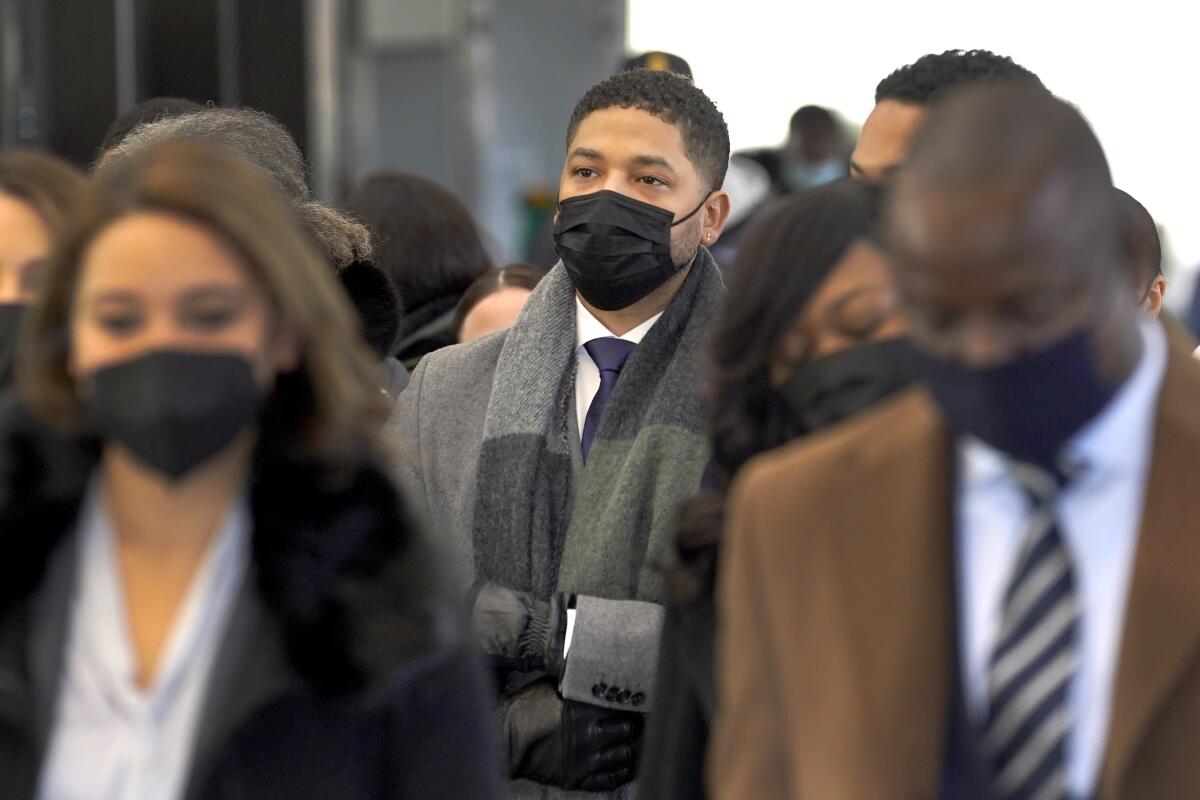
[393,68,730,799]
[711,84,1200,800]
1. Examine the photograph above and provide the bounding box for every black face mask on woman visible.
[84,350,264,481]
[0,303,27,391]
[777,338,917,436]
[553,189,708,311]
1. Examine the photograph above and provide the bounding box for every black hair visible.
[789,104,836,135]
[452,263,545,342]
[567,69,729,193]
[344,172,494,316]
[98,96,203,155]
[1115,188,1163,289]
[875,49,1043,105]
[670,180,881,604]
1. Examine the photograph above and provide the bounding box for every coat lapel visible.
[1100,332,1200,797]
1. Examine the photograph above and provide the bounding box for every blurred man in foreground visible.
[713,84,1200,800]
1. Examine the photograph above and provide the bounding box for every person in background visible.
[638,179,912,800]
[454,264,545,344]
[95,96,203,165]
[0,150,88,389]
[621,51,692,77]
[740,105,850,197]
[851,49,1044,185]
[346,172,493,369]
[0,140,498,800]
[394,68,731,799]
[712,84,1200,800]
[101,106,406,395]
[1116,188,1166,315]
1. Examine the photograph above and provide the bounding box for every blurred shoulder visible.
[730,386,944,523]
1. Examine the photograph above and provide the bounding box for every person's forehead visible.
[568,107,690,166]
[855,100,926,170]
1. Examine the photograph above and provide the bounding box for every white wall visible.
[629,0,1200,301]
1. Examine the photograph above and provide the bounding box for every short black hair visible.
[99,96,203,154]
[566,69,729,193]
[789,105,836,135]
[875,50,1043,106]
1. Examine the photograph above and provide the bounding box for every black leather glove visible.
[469,581,568,677]
[500,678,643,792]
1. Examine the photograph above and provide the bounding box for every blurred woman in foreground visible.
[0,141,498,800]
[639,180,912,799]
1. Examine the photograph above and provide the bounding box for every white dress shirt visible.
[957,317,1167,798]
[573,296,663,442]
[38,483,250,800]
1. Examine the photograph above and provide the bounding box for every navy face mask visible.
[553,190,707,311]
[913,329,1120,469]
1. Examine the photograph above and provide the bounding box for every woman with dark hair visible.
[346,172,494,367]
[0,150,88,388]
[638,180,913,799]
[453,263,544,344]
[0,140,498,799]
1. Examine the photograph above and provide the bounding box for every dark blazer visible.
[0,401,500,800]
[638,598,716,800]
[711,326,1200,800]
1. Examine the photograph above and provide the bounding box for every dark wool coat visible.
[0,401,500,800]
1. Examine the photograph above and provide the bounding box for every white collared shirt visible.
[573,296,662,441]
[38,483,250,800]
[957,317,1167,798]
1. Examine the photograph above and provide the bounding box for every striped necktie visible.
[981,462,1081,800]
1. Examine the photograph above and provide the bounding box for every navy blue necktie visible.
[581,337,635,461]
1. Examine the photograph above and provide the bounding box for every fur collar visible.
[0,398,456,693]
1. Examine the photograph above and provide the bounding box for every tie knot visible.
[1007,458,1086,506]
[585,337,636,374]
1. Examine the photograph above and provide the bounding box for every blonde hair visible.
[21,139,389,460]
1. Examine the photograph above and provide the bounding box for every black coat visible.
[0,402,501,800]
[637,598,716,800]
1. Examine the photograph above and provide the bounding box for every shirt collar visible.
[575,295,663,350]
[961,315,1168,488]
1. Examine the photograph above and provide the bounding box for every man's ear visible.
[1141,274,1166,317]
[700,190,733,245]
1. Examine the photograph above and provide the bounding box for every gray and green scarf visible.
[471,249,723,604]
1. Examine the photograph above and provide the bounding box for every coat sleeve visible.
[558,595,664,713]
[386,643,503,800]
[389,356,430,518]
[708,470,791,800]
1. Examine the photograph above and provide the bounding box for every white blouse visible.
[37,483,250,800]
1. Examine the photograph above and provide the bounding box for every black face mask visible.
[778,338,917,436]
[84,350,264,481]
[0,304,27,391]
[553,189,707,310]
[914,329,1120,469]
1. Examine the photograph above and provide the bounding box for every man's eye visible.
[574,168,597,178]
[638,176,665,186]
